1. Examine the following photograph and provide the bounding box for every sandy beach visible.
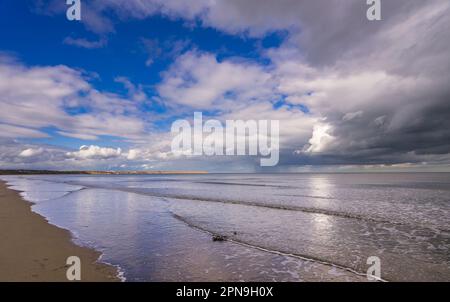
[0,181,119,282]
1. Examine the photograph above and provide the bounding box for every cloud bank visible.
[1,0,449,171]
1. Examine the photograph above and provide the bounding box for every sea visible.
[1,173,449,282]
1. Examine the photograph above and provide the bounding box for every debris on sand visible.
[212,235,227,242]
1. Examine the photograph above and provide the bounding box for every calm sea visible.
[2,173,449,281]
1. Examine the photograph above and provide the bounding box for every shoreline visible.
[0,181,119,282]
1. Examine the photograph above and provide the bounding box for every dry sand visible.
[0,181,119,282]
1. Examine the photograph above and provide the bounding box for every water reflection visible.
[308,176,333,203]
[2,174,450,281]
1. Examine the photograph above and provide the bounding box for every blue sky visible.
[0,1,282,89]
[0,0,284,149]
[0,0,449,172]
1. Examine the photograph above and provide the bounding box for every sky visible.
[0,0,449,172]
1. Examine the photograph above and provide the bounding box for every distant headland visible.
[0,170,208,175]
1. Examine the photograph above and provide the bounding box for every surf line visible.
[171,213,388,282]
[27,177,450,233]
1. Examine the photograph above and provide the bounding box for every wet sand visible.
[0,181,119,282]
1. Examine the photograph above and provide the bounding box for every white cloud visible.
[157,51,274,109]
[56,131,98,140]
[0,56,146,141]
[303,123,335,154]
[66,145,122,160]
[343,111,363,122]
[0,123,49,138]
[374,116,387,127]
[114,77,147,102]
[63,37,107,49]
[46,0,321,36]
[19,148,44,158]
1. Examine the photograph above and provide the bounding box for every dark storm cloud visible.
[269,0,450,167]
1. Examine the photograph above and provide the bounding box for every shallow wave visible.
[21,177,450,233]
[28,187,88,203]
[195,181,295,188]
[169,198,450,282]
[114,188,450,233]
[171,212,385,281]
[6,178,366,281]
